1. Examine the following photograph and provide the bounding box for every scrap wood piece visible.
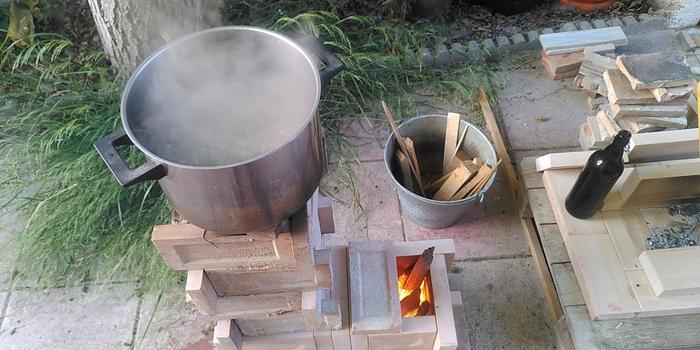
[449,160,500,201]
[398,247,435,301]
[433,163,474,201]
[381,101,425,196]
[478,88,518,199]
[619,116,688,129]
[395,150,415,192]
[582,43,616,55]
[616,53,695,90]
[611,103,688,119]
[651,85,695,103]
[443,113,461,175]
[467,159,501,197]
[539,26,627,55]
[446,125,470,173]
[403,137,424,193]
[615,118,663,134]
[639,246,700,297]
[603,69,657,105]
[541,50,584,73]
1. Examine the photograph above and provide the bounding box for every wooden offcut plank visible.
[616,53,696,90]
[433,164,474,201]
[639,247,700,297]
[541,169,608,238]
[626,269,700,317]
[539,26,627,55]
[619,116,688,129]
[443,113,461,175]
[611,103,688,119]
[603,69,657,105]
[521,215,564,320]
[541,50,584,73]
[627,128,699,162]
[601,209,649,271]
[567,234,642,320]
[478,88,518,199]
[603,158,700,210]
[651,85,694,103]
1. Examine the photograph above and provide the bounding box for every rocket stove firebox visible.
[151,191,468,350]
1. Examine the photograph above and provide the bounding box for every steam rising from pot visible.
[124,28,319,167]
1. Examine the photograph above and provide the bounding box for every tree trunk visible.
[88,0,223,72]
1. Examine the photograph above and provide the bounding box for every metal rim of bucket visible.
[383,114,498,205]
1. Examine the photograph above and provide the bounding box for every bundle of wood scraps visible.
[382,102,498,202]
[578,52,698,150]
[539,26,627,81]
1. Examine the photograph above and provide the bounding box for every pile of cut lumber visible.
[382,102,498,202]
[540,27,627,81]
[578,52,698,150]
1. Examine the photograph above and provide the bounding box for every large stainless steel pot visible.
[94,27,344,233]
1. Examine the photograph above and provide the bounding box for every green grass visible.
[0,9,500,293]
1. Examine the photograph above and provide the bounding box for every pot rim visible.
[120,26,322,170]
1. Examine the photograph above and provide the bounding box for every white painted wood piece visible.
[601,209,650,270]
[450,291,471,350]
[539,27,627,55]
[535,151,595,172]
[391,239,456,270]
[567,234,642,319]
[626,270,700,317]
[186,270,218,315]
[541,169,609,238]
[431,254,458,350]
[639,247,700,297]
[603,158,700,210]
[628,128,699,162]
[213,320,242,350]
[368,317,436,350]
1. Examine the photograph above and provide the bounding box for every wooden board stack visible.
[539,27,627,81]
[578,52,698,150]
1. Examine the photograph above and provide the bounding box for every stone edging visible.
[419,13,666,68]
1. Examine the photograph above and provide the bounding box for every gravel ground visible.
[445,0,655,41]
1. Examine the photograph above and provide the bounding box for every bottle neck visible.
[606,131,632,153]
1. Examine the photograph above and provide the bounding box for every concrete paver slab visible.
[334,119,388,163]
[322,160,405,246]
[403,174,530,260]
[0,284,138,350]
[449,257,557,350]
[0,195,24,291]
[135,285,213,350]
[497,67,589,152]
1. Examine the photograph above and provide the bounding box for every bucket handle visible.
[296,34,345,87]
[94,128,166,187]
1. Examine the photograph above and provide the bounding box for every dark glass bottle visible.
[565,130,632,219]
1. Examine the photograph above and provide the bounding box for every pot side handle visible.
[94,128,166,187]
[296,34,345,87]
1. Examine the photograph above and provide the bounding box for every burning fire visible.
[398,247,435,318]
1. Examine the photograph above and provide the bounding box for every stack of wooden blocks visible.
[151,192,346,350]
[151,191,470,349]
[540,27,627,81]
[579,52,697,150]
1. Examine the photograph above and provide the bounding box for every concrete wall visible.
[652,0,700,28]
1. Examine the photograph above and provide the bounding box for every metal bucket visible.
[384,115,498,229]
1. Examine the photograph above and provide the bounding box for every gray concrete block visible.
[559,22,578,32]
[418,47,433,66]
[482,38,496,51]
[621,15,638,26]
[577,21,593,30]
[607,18,624,27]
[496,35,511,47]
[511,33,526,45]
[541,28,555,35]
[467,40,480,54]
[448,43,469,66]
[435,43,450,66]
[0,284,139,349]
[526,30,540,43]
[592,19,608,28]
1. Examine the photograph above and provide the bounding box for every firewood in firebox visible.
[398,247,435,301]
